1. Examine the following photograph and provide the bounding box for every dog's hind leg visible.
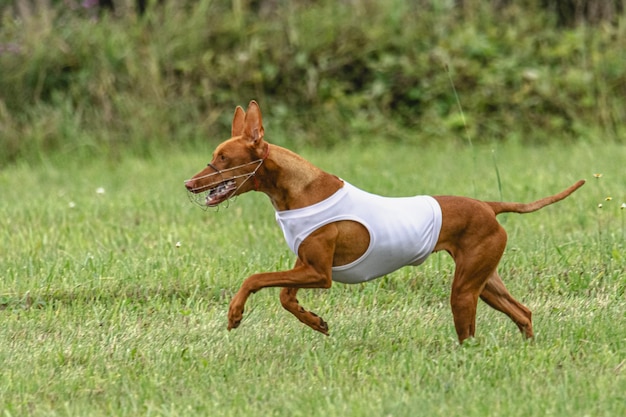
[447,224,508,343]
[280,287,329,335]
[480,271,533,339]
[449,275,483,343]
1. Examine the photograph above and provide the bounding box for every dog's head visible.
[185,100,269,207]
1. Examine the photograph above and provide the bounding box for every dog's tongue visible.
[206,193,220,206]
[206,188,222,206]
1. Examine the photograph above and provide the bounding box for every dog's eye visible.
[214,153,228,162]
[209,153,228,166]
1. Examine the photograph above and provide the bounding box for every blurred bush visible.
[0,0,624,164]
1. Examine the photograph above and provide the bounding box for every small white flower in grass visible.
[175,241,182,248]
[621,203,626,210]
[68,201,76,208]
[96,187,105,195]
[597,203,603,209]
[605,196,612,201]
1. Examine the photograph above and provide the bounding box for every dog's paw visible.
[312,315,329,336]
[227,304,244,331]
[227,316,242,331]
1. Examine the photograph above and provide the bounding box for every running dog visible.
[184,100,585,343]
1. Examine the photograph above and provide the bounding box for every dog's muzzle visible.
[184,159,264,209]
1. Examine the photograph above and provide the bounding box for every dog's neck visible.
[256,144,343,211]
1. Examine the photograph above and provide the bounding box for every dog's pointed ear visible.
[243,100,264,145]
[231,106,246,137]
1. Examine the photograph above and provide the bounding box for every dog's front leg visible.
[227,267,332,331]
[279,286,329,335]
[227,225,337,332]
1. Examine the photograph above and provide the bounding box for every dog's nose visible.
[184,180,194,191]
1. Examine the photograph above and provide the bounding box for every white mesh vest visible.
[275,181,442,284]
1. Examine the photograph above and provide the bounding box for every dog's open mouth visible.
[206,179,237,206]
[185,157,265,210]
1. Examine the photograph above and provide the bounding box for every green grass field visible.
[1,140,625,416]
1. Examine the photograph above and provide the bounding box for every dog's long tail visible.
[488,180,585,215]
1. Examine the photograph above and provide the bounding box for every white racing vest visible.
[275,181,442,284]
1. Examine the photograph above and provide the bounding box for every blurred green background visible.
[1,0,625,165]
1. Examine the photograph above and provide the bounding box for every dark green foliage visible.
[0,0,624,165]
[539,0,624,26]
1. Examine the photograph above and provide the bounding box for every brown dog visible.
[184,100,585,343]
